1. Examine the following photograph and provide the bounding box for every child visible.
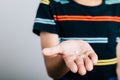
[33,0,120,80]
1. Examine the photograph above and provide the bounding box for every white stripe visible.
[34,18,56,25]
[60,37,108,43]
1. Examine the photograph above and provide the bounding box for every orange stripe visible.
[53,15,120,22]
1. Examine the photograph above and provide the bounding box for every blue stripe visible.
[105,0,120,5]
[54,0,69,4]
[59,37,119,43]
[35,18,56,25]
[116,37,120,42]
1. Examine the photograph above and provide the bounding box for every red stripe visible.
[53,15,120,22]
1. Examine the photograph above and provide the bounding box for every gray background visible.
[0,0,52,80]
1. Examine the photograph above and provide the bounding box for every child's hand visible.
[42,40,98,75]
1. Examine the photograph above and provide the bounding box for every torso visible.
[50,0,120,79]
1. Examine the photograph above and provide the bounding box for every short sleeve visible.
[33,0,58,36]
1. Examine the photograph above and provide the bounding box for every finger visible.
[75,56,86,75]
[89,52,98,65]
[63,55,78,73]
[42,45,62,56]
[83,49,98,65]
[84,57,93,71]
[83,49,93,56]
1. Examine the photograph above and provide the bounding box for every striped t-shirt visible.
[33,0,120,80]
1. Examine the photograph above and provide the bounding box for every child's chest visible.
[57,20,120,39]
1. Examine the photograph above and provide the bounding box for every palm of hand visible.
[43,40,98,75]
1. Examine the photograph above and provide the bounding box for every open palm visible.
[43,40,98,75]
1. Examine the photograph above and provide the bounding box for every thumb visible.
[42,45,63,56]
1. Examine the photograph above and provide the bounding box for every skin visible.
[74,0,102,6]
[40,32,69,79]
[116,40,120,80]
[40,32,98,79]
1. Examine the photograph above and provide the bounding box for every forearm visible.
[40,32,97,79]
[116,41,120,80]
[44,54,69,79]
[40,32,69,79]
[117,67,120,80]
